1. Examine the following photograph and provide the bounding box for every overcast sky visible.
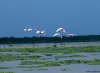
[0,0,100,37]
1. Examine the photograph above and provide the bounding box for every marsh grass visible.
[60,59,100,65]
[18,65,46,68]
[43,53,54,56]
[0,54,42,62]
[56,55,86,58]
[23,68,47,71]
[38,68,48,71]
[20,61,61,67]
[0,45,100,71]
[0,72,14,73]
[0,46,100,54]
[18,65,34,68]
[20,59,100,67]
[23,69,35,71]
[0,66,14,69]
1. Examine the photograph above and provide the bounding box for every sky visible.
[0,0,100,37]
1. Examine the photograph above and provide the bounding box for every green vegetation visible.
[0,66,14,69]
[18,65,47,68]
[23,68,47,71]
[56,54,86,58]
[0,72,14,73]
[0,46,100,54]
[60,59,100,65]
[43,53,54,56]
[0,54,41,62]
[18,65,35,68]
[0,45,100,72]
[23,69,35,71]
[20,61,61,67]
[20,59,100,67]
[19,65,47,69]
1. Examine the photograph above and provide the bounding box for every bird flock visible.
[24,27,76,38]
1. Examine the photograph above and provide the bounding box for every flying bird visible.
[24,29,27,31]
[27,28,33,32]
[53,33,62,38]
[24,28,33,32]
[34,29,46,37]
[56,28,66,33]
[40,30,46,35]
[36,30,41,34]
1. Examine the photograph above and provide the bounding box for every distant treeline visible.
[0,35,100,44]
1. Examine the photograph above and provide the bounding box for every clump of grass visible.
[0,72,14,73]
[60,60,88,64]
[60,59,100,65]
[23,68,48,71]
[20,53,29,55]
[20,61,61,67]
[89,59,100,65]
[18,65,34,68]
[44,61,61,67]
[53,45,57,47]
[0,45,100,54]
[23,69,35,71]
[20,59,100,67]
[18,65,45,68]
[56,55,86,58]
[0,66,14,69]
[44,53,54,56]
[38,68,48,71]
[0,54,42,62]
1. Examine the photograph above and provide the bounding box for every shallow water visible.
[0,42,100,73]
[0,52,100,73]
[0,64,100,73]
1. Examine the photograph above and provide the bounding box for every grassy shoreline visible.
[0,45,100,53]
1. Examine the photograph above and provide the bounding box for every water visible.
[1,63,100,73]
[0,42,100,73]
[0,52,100,73]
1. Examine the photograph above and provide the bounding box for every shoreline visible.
[0,42,100,48]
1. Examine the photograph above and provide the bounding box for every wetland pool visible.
[0,42,100,73]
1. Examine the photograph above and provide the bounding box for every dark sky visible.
[0,0,100,37]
